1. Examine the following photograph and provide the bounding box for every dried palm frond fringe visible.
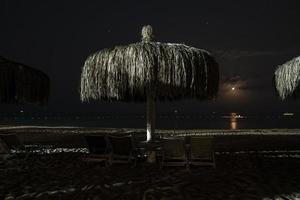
[0,56,50,105]
[80,42,219,102]
[274,56,300,100]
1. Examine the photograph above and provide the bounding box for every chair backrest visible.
[0,138,10,154]
[85,135,108,154]
[190,136,214,159]
[108,135,134,156]
[162,138,186,159]
[0,133,24,150]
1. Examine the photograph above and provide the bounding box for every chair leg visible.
[212,152,216,168]
[108,154,113,167]
[186,159,190,172]
[160,154,164,170]
[105,159,110,168]
[24,149,30,161]
[129,152,136,168]
[130,158,136,168]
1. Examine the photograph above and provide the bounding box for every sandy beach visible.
[1,127,300,200]
[1,151,300,199]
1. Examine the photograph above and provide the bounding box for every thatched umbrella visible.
[274,56,300,100]
[0,56,50,105]
[80,25,219,141]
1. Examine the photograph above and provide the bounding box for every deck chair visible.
[160,138,188,170]
[0,137,10,159]
[188,136,216,168]
[107,135,137,166]
[0,133,31,160]
[83,135,110,166]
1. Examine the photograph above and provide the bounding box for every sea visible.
[0,113,299,129]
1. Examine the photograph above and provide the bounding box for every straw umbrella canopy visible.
[80,25,219,141]
[0,56,50,105]
[274,56,300,100]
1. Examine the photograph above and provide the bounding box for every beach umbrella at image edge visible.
[274,56,300,100]
[0,56,50,105]
[80,25,219,141]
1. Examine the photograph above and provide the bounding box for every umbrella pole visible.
[146,93,155,142]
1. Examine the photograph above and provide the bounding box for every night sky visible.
[1,0,300,115]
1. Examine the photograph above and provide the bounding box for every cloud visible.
[221,75,242,84]
[220,76,266,91]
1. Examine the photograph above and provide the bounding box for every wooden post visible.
[146,92,155,142]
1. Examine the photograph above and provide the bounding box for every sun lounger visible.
[83,135,110,166]
[160,137,189,170]
[0,137,10,159]
[107,135,137,166]
[188,136,216,168]
[0,133,32,160]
